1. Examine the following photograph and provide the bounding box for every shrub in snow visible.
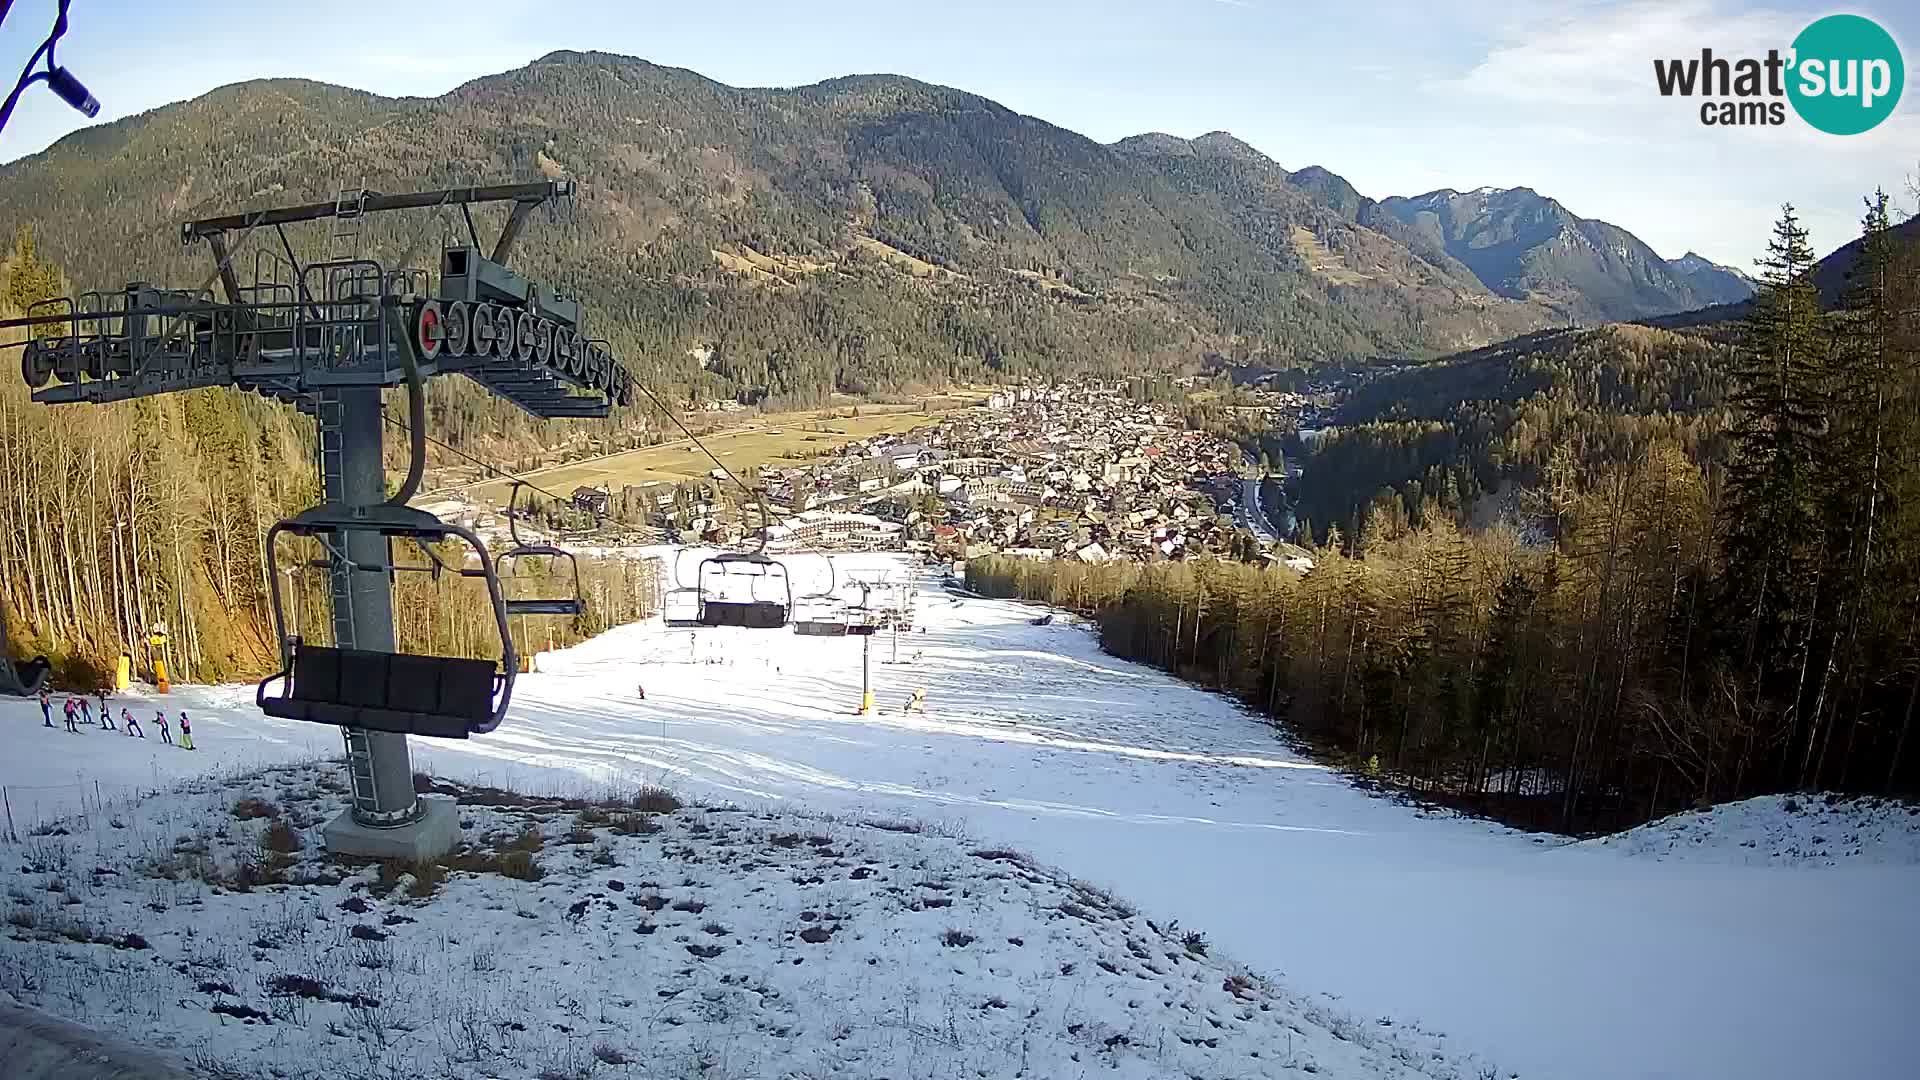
[230,798,279,820]
[262,821,301,854]
[630,785,681,813]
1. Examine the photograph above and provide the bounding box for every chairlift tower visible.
[3,180,630,860]
[845,572,889,714]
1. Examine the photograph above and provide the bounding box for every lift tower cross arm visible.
[182,180,573,268]
[182,182,571,301]
[14,178,628,417]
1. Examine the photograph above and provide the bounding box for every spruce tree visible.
[1721,205,1825,693]
[1816,191,1920,788]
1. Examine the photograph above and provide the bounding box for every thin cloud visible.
[1394,0,1920,263]
[1443,0,1799,107]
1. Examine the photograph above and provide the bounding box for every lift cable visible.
[383,374,842,572]
[624,377,840,565]
[378,408,574,507]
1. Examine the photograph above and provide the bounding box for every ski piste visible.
[1,552,1913,1080]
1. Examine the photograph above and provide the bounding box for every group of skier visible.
[35,688,194,750]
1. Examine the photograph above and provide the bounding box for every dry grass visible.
[591,1043,632,1066]
[262,821,302,854]
[1291,225,1375,286]
[1069,880,1136,918]
[405,861,447,898]
[498,850,542,882]
[630,786,682,814]
[608,811,660,836]
[471,405,965,493]
[231,797,281,820]
[422,779,685,819]
[850,235,956,279]
[442,847,543,882]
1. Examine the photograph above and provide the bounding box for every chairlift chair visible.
[790,554,847,635]
[255,502,517,739]
[495,480,585,618]
[795,554,839,603]
[845,579,882,636]
[697,551,791,629]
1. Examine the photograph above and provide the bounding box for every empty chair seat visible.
[259,643,499,739]
[504,598,582,617]
[700,601,789,629]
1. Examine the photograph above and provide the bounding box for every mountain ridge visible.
[0,53,1744,401]
[1106,133,1754,322]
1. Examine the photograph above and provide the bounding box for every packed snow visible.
[0,763,1483,1080]
[1578,792,1920,867]
[2,551,1917,1080]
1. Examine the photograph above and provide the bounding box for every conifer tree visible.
[1721,205,1825,701]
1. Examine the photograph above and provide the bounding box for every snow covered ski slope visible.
[2,764,1494,1080]
[2,552,1915,1080]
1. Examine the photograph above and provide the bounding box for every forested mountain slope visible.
[1,50,1744,411]
[1292,210,1898,543]
[1292,323,1734,542]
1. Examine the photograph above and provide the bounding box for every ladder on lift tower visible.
[329,184,381,816]
[330,186,366,262]
[313,183,365,525]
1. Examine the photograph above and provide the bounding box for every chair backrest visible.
[289,644,496,725]
[497,542,584,618]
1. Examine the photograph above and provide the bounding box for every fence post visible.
[3,786,15,844]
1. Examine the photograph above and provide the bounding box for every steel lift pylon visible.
[2,180,626,860]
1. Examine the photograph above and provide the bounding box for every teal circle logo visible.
[1787,14,1904,135]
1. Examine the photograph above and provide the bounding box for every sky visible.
[2,0,1917,268]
